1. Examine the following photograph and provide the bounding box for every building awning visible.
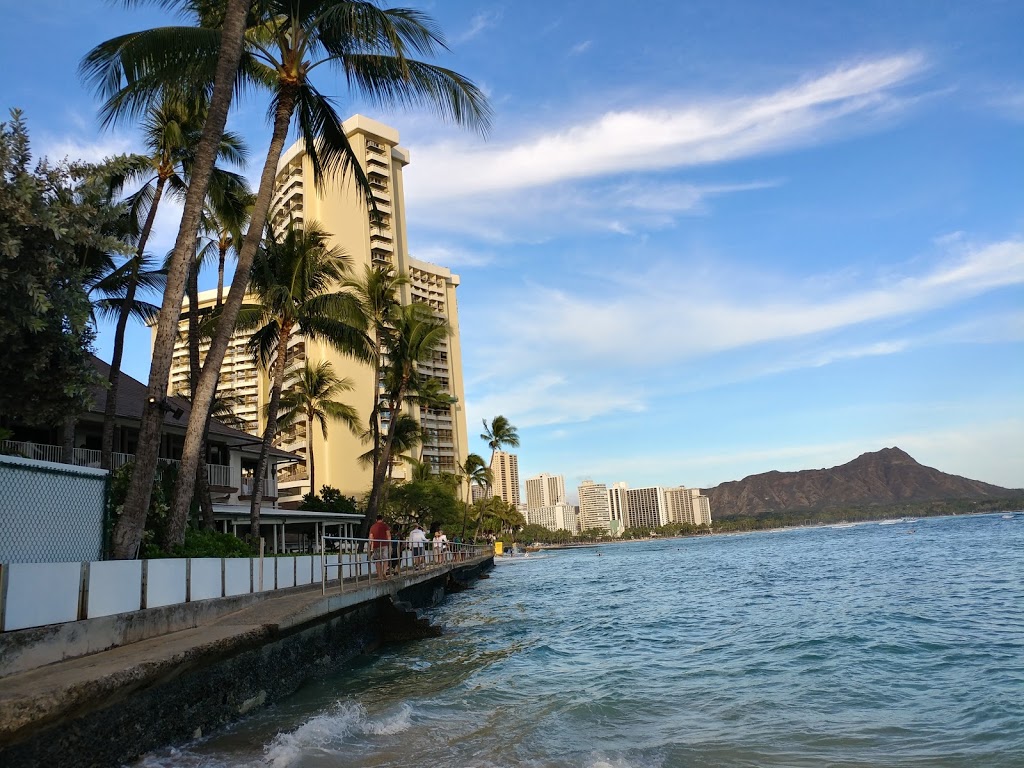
[212,506,364,526]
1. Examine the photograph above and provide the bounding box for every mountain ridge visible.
[706,447,1019,519]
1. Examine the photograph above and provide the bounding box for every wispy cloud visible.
[405,53,926,205]
[455,10,501,44]
[569,40,592,56]
[411,244,496,269]
[463,236,1024,428]
[38,133,134,164]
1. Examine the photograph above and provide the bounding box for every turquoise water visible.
[140,513,1024,767]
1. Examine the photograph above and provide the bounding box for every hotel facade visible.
[165,115,470,505]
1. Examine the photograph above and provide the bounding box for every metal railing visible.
[319,535,488,594]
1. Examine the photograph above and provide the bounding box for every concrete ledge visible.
[0,556,493,768]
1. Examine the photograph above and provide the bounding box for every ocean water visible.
[138,513,1024,768]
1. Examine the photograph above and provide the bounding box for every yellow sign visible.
[494,541,503,556]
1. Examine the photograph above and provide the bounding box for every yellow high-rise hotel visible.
[165,115,469,506]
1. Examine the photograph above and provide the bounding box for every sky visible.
[3,0,1023,498]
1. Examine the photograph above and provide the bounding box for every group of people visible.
[367,516,469,579]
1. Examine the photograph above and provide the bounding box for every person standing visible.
[408,523,428,569]
[434,528,449,562]
[368,515,391,580]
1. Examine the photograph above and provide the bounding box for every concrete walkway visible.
[0,555,490,753]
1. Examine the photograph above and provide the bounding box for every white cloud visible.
[405,53,926,205]
[411,244,496,268]
[569,40,592,56]
[455,10,501,43]
[464,236,1024,427]
[38,133,134,164]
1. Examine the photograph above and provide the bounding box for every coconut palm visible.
[343,264,409,478]
[98,94,246,473]
[362,302,448,533]
[229,218,370,542]
[83,0,254,558]
[459,453,491,540]
[276,358,361,497]
[85,1,492,550]
[479,415,519,496]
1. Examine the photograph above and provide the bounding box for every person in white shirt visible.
[408,523,428,569]
[434,529,449,562]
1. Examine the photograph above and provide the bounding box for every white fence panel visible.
[294,556,314,586]
[276,557,295,589]
[224,559,252,596]
[189,559,221,601]
[4,562,81,631]
[87,560,142,618]
[323,554,340,583]
[146,559,187,609]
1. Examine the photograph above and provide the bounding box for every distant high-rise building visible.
[626,486,666,530]
[489,450,520,506]
[165,115,469,504]
[663,486,713,526]
[526,503,578,533]
[525,472,566,510]
[608,482,629,536]
[577,480,612,532]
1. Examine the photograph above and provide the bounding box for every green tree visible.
[276,358,361,496]
[0,110,122,427]
[86,1,492,556]
[479,415,520,497]
[83,0,253,559]
[363,303,449,532]
[459,453,491,539]
[222,219,369,545]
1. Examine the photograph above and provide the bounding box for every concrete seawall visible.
[0,556,493,768]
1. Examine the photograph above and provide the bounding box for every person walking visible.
[408,523,428,569]
[368,515,391,580]
[434,528,449,562]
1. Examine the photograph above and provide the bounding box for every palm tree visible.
[480,415,520,496]
[363,302,449,532]
[96,93,242,471]
[276,359,361,497]
[228,218,369,543]
[459,453,491,540]
[85,1,492,549]
[83,0,254,558]
[344,264,409,480]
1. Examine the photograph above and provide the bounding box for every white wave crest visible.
[263,701,415,766]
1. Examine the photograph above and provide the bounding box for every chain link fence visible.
[0,455,107,563]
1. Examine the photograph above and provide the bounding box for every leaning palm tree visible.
[232,219,370,542]
[480,415,520,496]
[459,453,491,540]
[276,359,361,497]
[82,0,260,558]
[99,94,247,472]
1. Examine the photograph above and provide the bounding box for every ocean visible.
[137,512,1024,767]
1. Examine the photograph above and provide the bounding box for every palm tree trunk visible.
[188,260,216,532]
[306,409,315,497]
[250,323,291,537]
[168,82,299,544]
[363,384,407,534]
[216,240,227,308]
[112,0,250,559]
[102,177,165,471]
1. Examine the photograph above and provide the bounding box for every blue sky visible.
[3,1,1022,496]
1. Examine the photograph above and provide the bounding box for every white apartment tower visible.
[166,115,469,504]
[608,481,629,536]
[577,480,612,532]
[525,472,566,510]
[489,450,521,506]
[527,503,579,533]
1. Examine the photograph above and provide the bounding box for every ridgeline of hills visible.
[706,447,1022,520]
